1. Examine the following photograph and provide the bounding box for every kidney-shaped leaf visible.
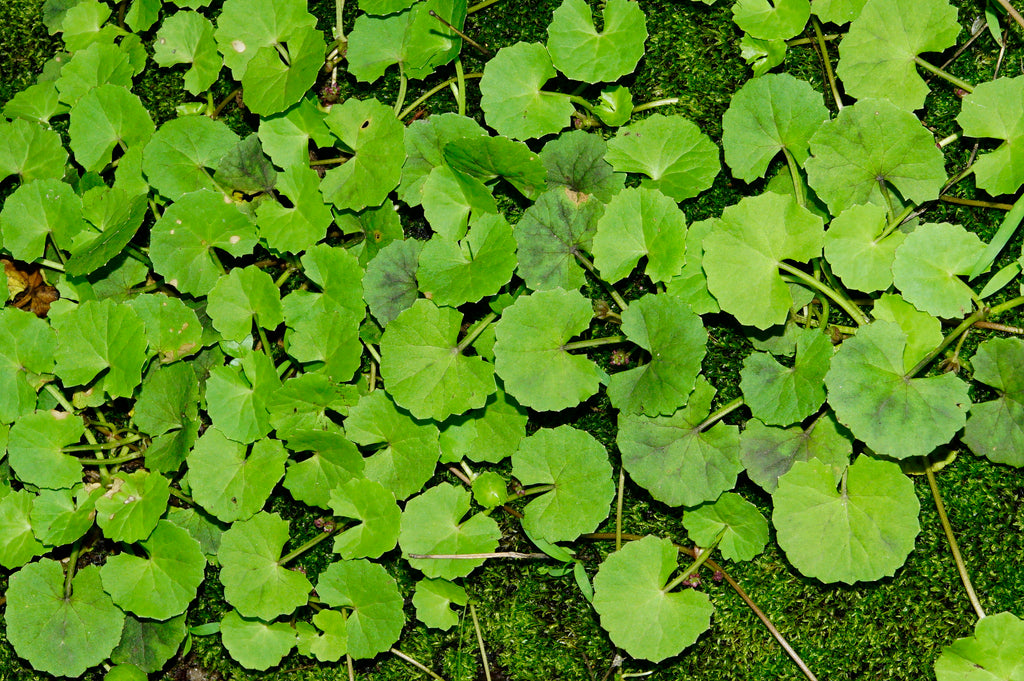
[683,492,768,562]
[592,187,687,284]
[316,560,405,659]
[546,0,647,83]
[479,42,574,140]
[592,535,713,662]
[962,338,1024,467]
[934,611,1024,680]
[892,222,986,319]
[513,189,604,292]
[740,327,832,426]
[772,456,920,584]
[957,76,1024,196]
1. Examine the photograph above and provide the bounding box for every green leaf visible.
[871,293,943,373]
[31,485,103,547]
[399,482,501,579]
[68,85,153,174]
[220,610,296,671]
[399,113,486,207]
[128,294,204,364]
[605,114,720,202]
[618,377,742,507]
[740,327,832,426]
[417,215,517,307]
[540,130,624,202]
[316,560,405,659]
[445,135,548,200]
[739,34,787,76]
[0,308,56,424]
[608,293,708,416]
[732,0,810,40]
[703,192,824,329]
[309,609,347,662]
[493,288,607,412]
[268,374,354,437]
[207,266,284,342]
[592,535,713,662]
[722,73,828,182]
[0,178,85,261]
[825,321,970,459]
[142,116,238,201]
[413,578,467,631]
[6,561,125,677]
[683,492,768,562]
[0,118,68,183]
[420,165,499,240]
[593,84,634,127]
[344,391,440,500]
[150,189,258,296]
[134,360,199,437]
[258,96,333,170]
[60,0,119,50]
[3,82,69,126]
[957,76,1024,196]
[66,187,149,278]
[740,413,852,492]
[380,299,496,421]
[892,222,986,319]
[95,470,171,543]
[219,511,313,619]
[0,490,46,568]
[364,239,424,327]
[188,428,288,522]
[479,42,574,140]
[153,10,221,95]
[110,614,187,673]
[772,456,920,584]
[546,0,647,82]
[812,0,868,23]
[337,202,404,266]
[360,0,417,13]
[204,352,278,444]
[439,389,528,464]
[512,425,614,543]
[7,410,84,489]
[282,430,364,509]
[166,506,225,560]
[214,0,317,77]
[241,24,325,115]
[328,478,401,559]
[100,520,205,619]
[823,204,905,293]
[321,98,405,211]
[592,187,688,284]
[805,98,947,214]
[962,338,1024,466]
[836,0,960,111]
[56,42,135,107]
[935,611,1024,680]
[513,189,604,291]
[665,218,720,315]
[214,134,277,195]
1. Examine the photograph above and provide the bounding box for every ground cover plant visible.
[1,0,1024,679]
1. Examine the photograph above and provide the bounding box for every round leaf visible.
[412,578,467,631]
[328,478,401,559]
[892,222,986,319]
[69,84,154,172]
[316,560,405,659]
[683,492,768,562]
[957,76,1024,196]
[320,98,405,211]
[592,187,687,284]
[142,116,238,201]
[416,214,517,307]
[220,610,296,671]
[962,338,1024,466]
[479,42,574,140]
[823,203,905,293]
[188,429,288,522]
[513,189,604,292]
[740,327,833,426]
[935,611,1024,680]
[772,456,920,584]
[546,0,647,83]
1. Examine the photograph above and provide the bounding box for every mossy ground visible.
[1,0,1023,680]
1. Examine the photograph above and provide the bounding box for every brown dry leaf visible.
[3,258,59,317]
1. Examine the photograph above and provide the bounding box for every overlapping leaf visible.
[962,338,1024,466]
[957,76,1024,196]
[513,189,604,291]
[683,493,768,562]
[592,187,687,284]
[740,327,832,426]
[893,222,986,319]
[479,42,574,140]
[320,98,405,211]
[416,214,517,307]
[187,429,288,522]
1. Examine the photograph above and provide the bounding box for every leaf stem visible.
[913,56,975,93]
[62,433,144,453]
[812,17,843,110]
[394,65,408,115]
[925,466,986,619]
[429,11,491,56]
[278,526,339,566]
[390,649,448,681]
[64,538,83,599]
[781,147,805,207]
[988,294,1024,317]
[662,528,725,593]
[408,551,547,560]
[940,195,1014,211]
[574,252,629,312]
[561,335,627,351]
[211,88,242,120]
[567,94,597,114]
[467,0,503,14]
[457,312,499,353]
[778,262,869,326]
[907,308,987,377]
[470,604,492,681]
[455,58,467,116]
[631,97,680,114]
[615,467,625,552]
[398,73,483,121]
[516,483,556,498]
[695,397,744,432]
[73,450,145,466]
[334,0,347,44]
[362,339,382,365]
[974,320,1024,334]
[256,319,273,358]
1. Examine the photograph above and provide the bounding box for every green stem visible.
[782,147,805,208]
[455,58,466,117]
[38,258,64,272]
[274,42,290,66]
[256,320,273,358]
[362,339,382,365]
[467,0,503,13]
[208,248,227,276]
[914,56,975,93]
[662,528,726,593]
[877,178,897,219]
[470,604,492,681]
[64,433,145,453]
[878,204,916,240]
[566,94,597,114]
[907,308,987,377]
[169,487,194,505]
[275,267,296,288]
[309,156,348,166]
[279,526,339,566]
[456,312,498,353]
[695,397,744,432]
[394,65,408,115]
[334,0,347,43]
[390,649,448,681]
[615,467,625,552]
[561,335,627,352]
[925,466,986,619]
[574,252,629,312]
[211,88,242,120]
[64,539,83,599]
[631,97,680,114]
[74,451,145,466]
[517,484,556,498]
[812,17,843,110]
[778,262,870,326]
[988,295,1024,317]
[398,73,483,120]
